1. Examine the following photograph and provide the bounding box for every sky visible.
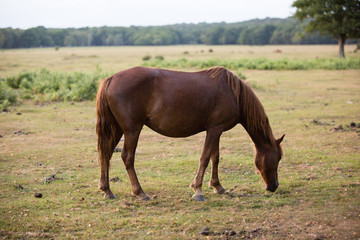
[0,0,296,29]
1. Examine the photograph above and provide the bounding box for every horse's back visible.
[106,67,239,137]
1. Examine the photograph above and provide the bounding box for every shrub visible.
[0,80,17,111]
[4,68,111,104]
[142,55,152,61]
[6,72,36,89]
[155,55,164,61]
[67,72,98,101]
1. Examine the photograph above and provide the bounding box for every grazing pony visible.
[96,66,284,201]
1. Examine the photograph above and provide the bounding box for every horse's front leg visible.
[191,130,221,201]
[191,156,210,202]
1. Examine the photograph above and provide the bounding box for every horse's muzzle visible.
[266,183,278,192]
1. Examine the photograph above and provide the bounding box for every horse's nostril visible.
[266,183,278,192]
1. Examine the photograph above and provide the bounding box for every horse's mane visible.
[206,67,276,147]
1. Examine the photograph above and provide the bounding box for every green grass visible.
[142,57,360,70]
[0,46,359,239]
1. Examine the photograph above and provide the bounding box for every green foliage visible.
[154,55,164,61]
[4,68,110,103]
[6,72,36,89]
[0,80,17,111]
[238,24,276,45]
[293,0,360,58]
[142,57,360,70]
[142,55,152,61]
[293,0,360,39]
[3,17,358,49]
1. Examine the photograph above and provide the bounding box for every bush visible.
[4,68,111,104]
[142,55,152,61]
[6,72,36,89]
[0,80,17,111]
[155,55,164,61]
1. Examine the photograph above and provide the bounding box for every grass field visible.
[0,45,359,239]
[1,44,359,77]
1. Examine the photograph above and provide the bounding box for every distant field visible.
[1,44,359,77]
[0,45,359,239]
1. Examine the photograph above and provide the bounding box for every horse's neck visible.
[240,118,275,152]
[250,129,273,152]
[243,125,271,148]
[237,81,275,151]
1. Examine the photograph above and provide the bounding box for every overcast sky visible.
[0,0,295,29]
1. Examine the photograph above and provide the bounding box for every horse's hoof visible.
[192,194,206,202]
[139,193,151,201]
[215,187,226,195]
[104,192,117,199]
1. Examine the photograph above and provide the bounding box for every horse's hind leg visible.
[99,129,122,199]
[209,152,226,194]
[121,128,150,201]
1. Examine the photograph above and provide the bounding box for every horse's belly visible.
[145,114,206,138]
[142,75,238,137]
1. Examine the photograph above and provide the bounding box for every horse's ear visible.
[276,134,285,145]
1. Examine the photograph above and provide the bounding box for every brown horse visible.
[96,66,284,201]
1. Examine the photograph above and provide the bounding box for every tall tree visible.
[293,0,360,58]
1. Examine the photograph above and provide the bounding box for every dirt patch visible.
[198,227,264,238]
[44,174,63,184]
[199,227,210,236]
[13,130,25,135]
[114,147,122,152]
[110,177,121,182]
[311,120,360,132]
[14,184,24,190]
[311,119,334,126]
[330,121,360,132]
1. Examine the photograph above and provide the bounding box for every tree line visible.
[0,17,357,49]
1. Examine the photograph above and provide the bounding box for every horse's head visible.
[255,134,285,192]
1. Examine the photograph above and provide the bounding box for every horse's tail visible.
[96,76,122,179]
